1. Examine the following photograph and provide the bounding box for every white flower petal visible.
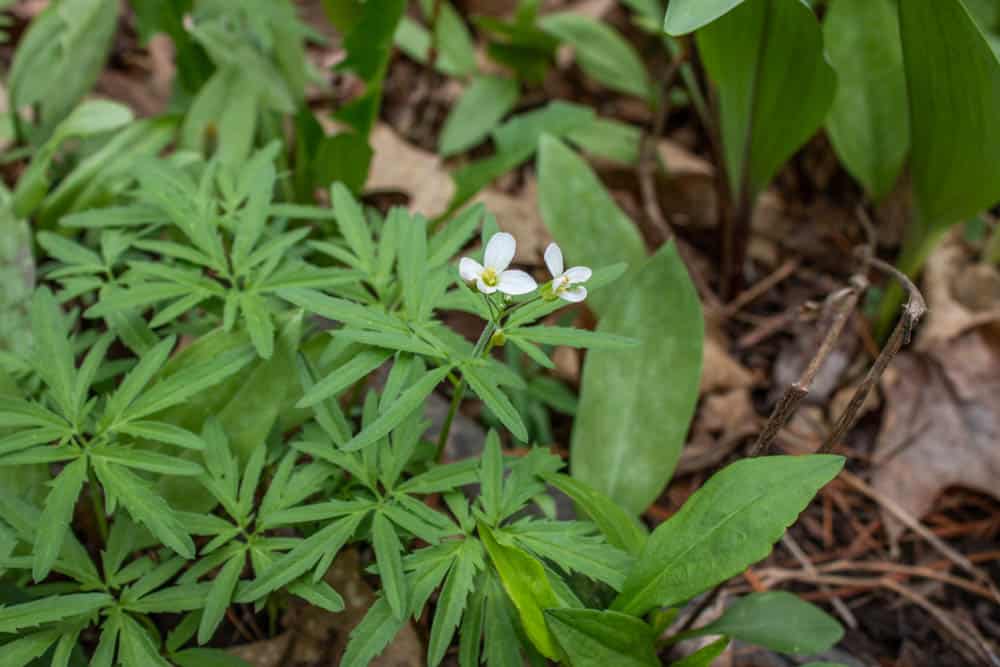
[497,270,538,295]
[544,242,564,278]
[459,257,484,282]
[484,232,516,271]
[476,277,498,294]
[564,266,592,284]
[560,286,587,303]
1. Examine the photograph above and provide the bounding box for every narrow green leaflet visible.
[900,0,1000,228]
[427,542,479,666]
[613,455,845,616]
[462,364,529,442]
[478,522,560,660]
[537,136,646,316]
[373,511,409,619]
[1,629,63,667]
[544,473,647,556]
[544,608,660,667]
[698,0,836,199]
[341,597,407,667]
[29,288,76,417]
[33,456,87,581]
[332,183,376,271]
[198,554,245,645]
[299,348,391,407]
[664,0,744,34]
[119,613,171,667]
[539,13,653,101]
[689,591,843,655]
[440,76,520,157]
[823,0,908,200]
[509,326,636,350]
[342,366,452,451]
[0,592,111,633]
[571,243,703,515]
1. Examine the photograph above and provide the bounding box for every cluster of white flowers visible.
[459,233,591,303]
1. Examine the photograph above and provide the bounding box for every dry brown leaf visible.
[700,330,753,395]
[367,123,551,261]
[874,331,1000,541]
[677,388,756,475]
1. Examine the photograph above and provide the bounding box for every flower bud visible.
[490,329,507,347]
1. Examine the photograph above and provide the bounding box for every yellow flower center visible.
[481,267,498,287]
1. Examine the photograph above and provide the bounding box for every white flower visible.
[544,243,591,303]
[459,232,538,296]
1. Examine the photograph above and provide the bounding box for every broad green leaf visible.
[440,75,520,156]
[0,592,111,633]
[613,455,845,616]
[690,591,843,655]
[664,0,743,34]
[824,0,908,200]
[478,522,560,660]
[571,243,703,515]
[52,99,134,141]
[900,0,1000,227]
[567,116,642,165]
[341,597,407,667]
[198,554,244,645]
[698,0,836,199]
[33,456,87,581]
[539,13,653,100]
[373,511,409,619]
[544,473,647,556]
[537,135,646,316]
[670,637,730,667]
[544,609,659,667]
[342,366,452,451]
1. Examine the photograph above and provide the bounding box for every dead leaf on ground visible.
[367,123,551,260]
[700,329,754,395]
[230,549,423,666]
[874,331,1000,541]
[678,388,757,475]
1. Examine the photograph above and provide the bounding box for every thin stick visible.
[749,282,863,456]
[721,258,800,318]
[781,534,857,628]
[822,253,926,452]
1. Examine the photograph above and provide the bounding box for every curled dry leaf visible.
[874,331,1000,541]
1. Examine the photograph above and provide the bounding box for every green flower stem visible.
[435,319,497,463]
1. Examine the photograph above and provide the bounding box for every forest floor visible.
[2,1,999,665]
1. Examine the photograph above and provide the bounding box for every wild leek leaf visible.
[439,76,520,157]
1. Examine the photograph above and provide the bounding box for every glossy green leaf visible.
[440,76,520,156]
[824,0,908,200]
[571,242,703,515]
[697,0,836,199]
[664,0,744,34]
[537,135,646,316]
[691,591,843,655]
[614,455,845,616]
[900,0,1000,227]
[539,13,653,100]
[478,522,560,660]
[545,608,659,667]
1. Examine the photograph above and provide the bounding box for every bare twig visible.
[749,281,864,456]
[721,258,800,318]
[822,252,926,452]
[781,533,857,629]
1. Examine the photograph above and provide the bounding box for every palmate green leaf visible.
[341,597,407,667]
[670,637,730,667]
[93,459,195,559]
[544,608,659,667]
[613,455,845,616]
[538,13,653,101]
[462,364,528,442]
[373,511,409,619]
[571,243,703,515]
[33,456,87,581]
[427,541,480,666]
[239,511,366,600]
[664,0,743,34]
[544,473,647,556]
[900,0,1000,229]
[0,592,111,633]
[342,366,452,451]
[478,522,560,660]
[1,628,63,667]
[198,554,245,645]
[536,136,645,317]
[697,0,836,200]
[508,326,636,351]
[439,76,520,157]
[689,591,843,655]
[823,0,908,201]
